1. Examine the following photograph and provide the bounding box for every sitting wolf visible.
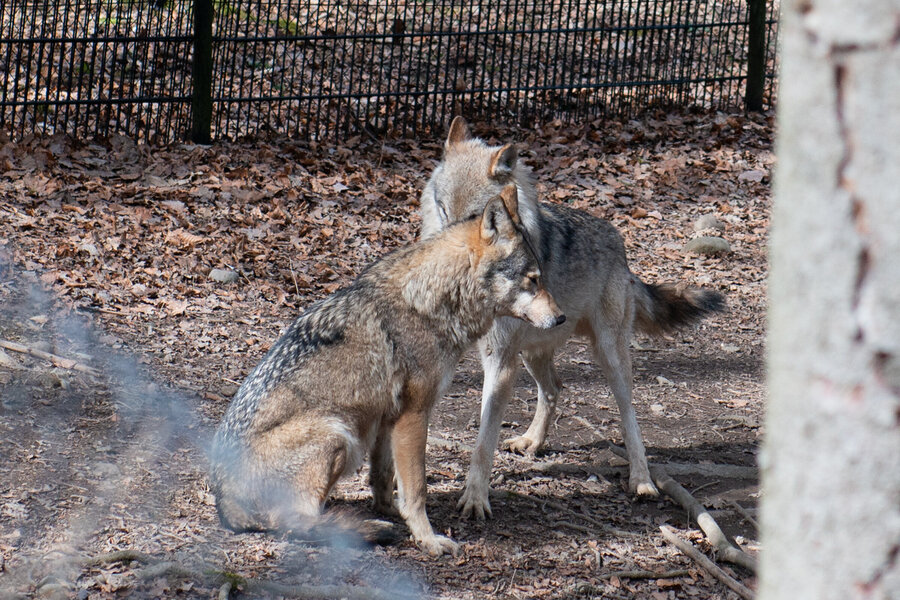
[420,117,724,519]
[209,185,564,555]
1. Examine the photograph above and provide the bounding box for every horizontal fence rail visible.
[0,0,779,144]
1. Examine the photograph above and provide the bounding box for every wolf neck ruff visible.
[433,189,544,275]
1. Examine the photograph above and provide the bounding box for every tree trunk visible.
[762,1,900,599]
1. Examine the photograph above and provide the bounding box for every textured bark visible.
[762,1,900,599]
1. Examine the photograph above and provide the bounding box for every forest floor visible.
[0,109,772,600]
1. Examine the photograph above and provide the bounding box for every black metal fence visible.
[1,1,779,144]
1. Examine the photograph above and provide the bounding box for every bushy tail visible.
[633,279,725,336]
[313,510,405,547]
[214,488,403,547]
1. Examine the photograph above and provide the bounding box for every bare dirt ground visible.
[0,110,772,599]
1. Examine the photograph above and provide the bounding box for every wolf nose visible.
[555,314,567,326]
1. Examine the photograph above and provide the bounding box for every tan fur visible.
[419,118,724,519]
[209,186,564,555]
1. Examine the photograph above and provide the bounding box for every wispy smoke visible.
[0,260,420,599]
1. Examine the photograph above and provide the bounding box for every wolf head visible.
[474,185,564,330]
[420,116,539,240]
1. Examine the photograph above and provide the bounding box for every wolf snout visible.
[530,311,566,329]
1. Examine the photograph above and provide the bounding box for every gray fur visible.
[419,117,724,519]
[209,189,563,555]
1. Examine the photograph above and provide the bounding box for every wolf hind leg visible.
[369,424,399,517]
[591,326,659,498]
[506,349,561,455]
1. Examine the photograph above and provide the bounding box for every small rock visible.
[79,242,99,257]
[0,349,22,370]
[39,371,67,389]
[694,214,725,233]
[650,403,665,415]
[721,343,741,353]
[738,169,766,183]
[684,236,732,256]
[209,268,239,284]
[32,340,52,353]
[36,583,70,600]
[93,462,121,478]
[197,489,216,506]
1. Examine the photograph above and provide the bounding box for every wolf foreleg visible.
[392,408,458,556]
[458,339,520,519]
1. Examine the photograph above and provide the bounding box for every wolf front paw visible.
[503,434,542,455]
[417,533,459,556]
[456,481,493,520]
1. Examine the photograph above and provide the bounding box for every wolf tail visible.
[633,279,725,336]
[313,509,405,547]
[213,483,403,547]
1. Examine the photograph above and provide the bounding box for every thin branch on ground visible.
[566,569,693,597]
[659,526,754,600]
[597,568,692,580]
[0,339,100,376]
[606,443,757,572]
[532,459,757,481]
[79,549,155,567]
[573,416,757,479]
[552,520,595,535]
[489,488,635,538]
[728,499,760,530]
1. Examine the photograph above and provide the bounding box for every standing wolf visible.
[210,185,564,556]
[420,117,724,519]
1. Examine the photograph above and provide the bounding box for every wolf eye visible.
[526,273,540,286]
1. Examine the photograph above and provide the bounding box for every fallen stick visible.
[598,568,691,581]
[606,443,757,572]
[652,466,757,572]
[728,499,760,530]
[489,488,635,538]
[430,433,756,480]
[567,570,693,597]
[532,459,757,481]
[0,340,100,376]
[659,526,754,600]
[573,416,756,479]
[79,549,154,567]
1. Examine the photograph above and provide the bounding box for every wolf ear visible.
[499,183,522,227]
[489,144,518,180]
[445,116,470,151]
[481,186,519,243]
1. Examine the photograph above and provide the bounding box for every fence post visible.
[192,0,213,143]
[745,0,766,112]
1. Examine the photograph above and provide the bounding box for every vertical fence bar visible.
[192,0,214,143]
[745,0,766,112]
